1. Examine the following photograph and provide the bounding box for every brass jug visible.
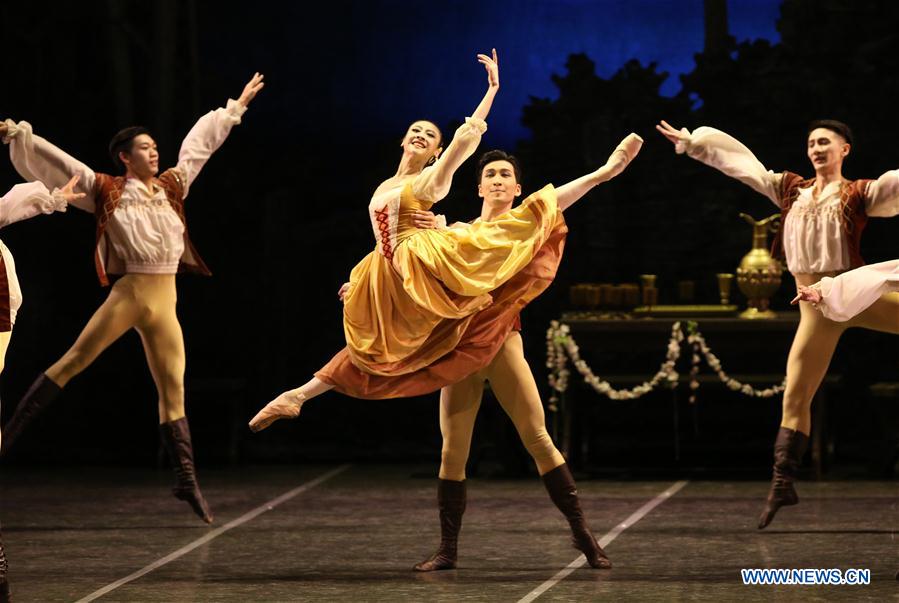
[736,213,783,319]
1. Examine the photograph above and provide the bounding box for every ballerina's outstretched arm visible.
[555,133,643,211]
[471,48,500,123]
[413,49,500,203]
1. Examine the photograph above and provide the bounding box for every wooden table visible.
[549,311,838,477]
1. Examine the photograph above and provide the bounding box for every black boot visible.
[542,463,611,569]
[0,373,62,457]
[0,526,10,603]
[159,418,214,524]
[413,479,466,571]
[758,427,809,529]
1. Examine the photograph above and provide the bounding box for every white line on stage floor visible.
[74,464,352,602]
[517,479,690,603]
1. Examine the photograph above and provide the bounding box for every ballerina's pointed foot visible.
[249,391,306,432]
[613,133,644,165]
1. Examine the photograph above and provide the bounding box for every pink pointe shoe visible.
[249,391,307,432]
[612,133,644,166]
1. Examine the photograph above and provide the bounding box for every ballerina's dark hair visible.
[412,119,443,145]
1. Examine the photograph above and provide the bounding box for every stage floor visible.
[1,464,896,601]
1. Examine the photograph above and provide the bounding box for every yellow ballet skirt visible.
[316,181,567,398]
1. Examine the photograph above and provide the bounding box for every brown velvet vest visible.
[774,170,872,271]
[92,169,211,286]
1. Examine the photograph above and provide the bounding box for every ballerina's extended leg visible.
[249,377,332,432]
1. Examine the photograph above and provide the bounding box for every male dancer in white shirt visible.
[657,119,899,528]
[0,73,264,524]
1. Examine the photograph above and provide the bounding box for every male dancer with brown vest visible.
[0,72,264,524]
[656,119,899,529]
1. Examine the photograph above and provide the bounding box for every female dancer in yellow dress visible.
[250,50,641,434]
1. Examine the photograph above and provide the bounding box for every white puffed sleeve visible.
[679,126,783,208]
[412,116,487,204]
[175,99,247,199]
[812,260,899,321]
[0,181,67,228]
[3,119,96,213]
[863,170,899,217]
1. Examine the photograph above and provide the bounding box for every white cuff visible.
[225,98,248,123]
[464,116,488,134]
[48,188,70,213]
[674,128,692,155]
[436,214,447,229]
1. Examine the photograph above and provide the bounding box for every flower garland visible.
[546,321,683,408]
[546,320,785,409]
[686,325,785,399]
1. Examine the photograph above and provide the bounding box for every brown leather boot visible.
[758,426,809,529]
[0,373,62,457]
[159,418,214,524]
[0,526,10,603]
[413,479,466,571]
[542,463,611,569]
